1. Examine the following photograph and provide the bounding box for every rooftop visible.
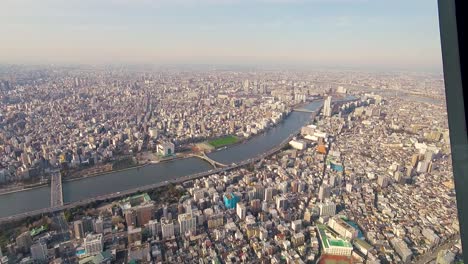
[317,225,353,249]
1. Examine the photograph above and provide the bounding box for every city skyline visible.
[1,0,442,71]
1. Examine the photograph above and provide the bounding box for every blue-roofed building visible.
[330,162,344,172]
[223,193,239,209]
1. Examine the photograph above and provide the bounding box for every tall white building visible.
[178,213,197,236]
[264,187,274,201]
[323,96,332,117]
[236,203,247,220]
[84,233,103,256]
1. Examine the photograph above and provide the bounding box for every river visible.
[0,98,331,218]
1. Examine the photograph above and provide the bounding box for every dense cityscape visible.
[0,66,461,264]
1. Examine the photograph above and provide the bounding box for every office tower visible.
[74,220,84,240]
[323,96,332,117]
[178,213,197,236]
[236,203,247,220]
[16,231,32,253]
[161,218,175,239]
[30,242,48,261]
[84,234,103,256]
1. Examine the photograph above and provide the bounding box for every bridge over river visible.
[0,96,357,222]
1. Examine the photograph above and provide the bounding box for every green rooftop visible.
[119,193,151,205]
[30,225,47,237]
[317,225,353,249]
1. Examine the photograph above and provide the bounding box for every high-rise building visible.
[178,213,197,236]
[147,220,161,238]
[84,233,103,256]
[254,184,265,200]
[94,218,104,234]
[243,80,249,92]
[236,203,247,220]
[264,187,274,201]
[135,203,155,227]
[16,231,32,253]
[74,220,84,239]
[161,218,175,239]
[318,184,331,201]
[323,96,332,117]
[276,195,288,211]
[30,242,48,262]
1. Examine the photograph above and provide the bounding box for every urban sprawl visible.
[0,67,460,264]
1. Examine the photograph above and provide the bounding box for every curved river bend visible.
[0,99,331,218]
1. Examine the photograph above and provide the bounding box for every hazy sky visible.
[0,0,442,70]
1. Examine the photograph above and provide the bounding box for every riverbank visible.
[0,97,337,219]
[63,163,150,183]
[0,182,48,196]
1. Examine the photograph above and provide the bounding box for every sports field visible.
[208,135,239,148]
